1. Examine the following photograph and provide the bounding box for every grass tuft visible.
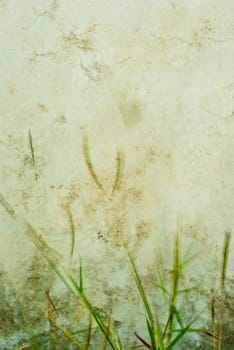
[0,191,231,349]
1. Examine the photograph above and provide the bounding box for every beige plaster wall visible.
[0,1,233,348]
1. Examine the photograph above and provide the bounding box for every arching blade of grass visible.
[82,132,104,193]
[0,192,61,263]
[153,284,169,297]
[112,150,124,194]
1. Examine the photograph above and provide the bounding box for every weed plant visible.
[0,191,231,349]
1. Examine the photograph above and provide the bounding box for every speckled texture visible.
[0,1,233,348]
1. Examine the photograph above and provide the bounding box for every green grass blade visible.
[153,284,169,297]
[178,254,197,270]
[79,259,84,294]
[155,250,169,306]
[28,129,39,181]
[177,287,197,294]
[218,232,231,350]
[166,322,192,350]
[112,150,124,194]
[128,250,165,349]
[67,207,76,258]
[155,321,165,350]
[165,233,180,345]
[82,132,104,193]
[128,252,154,324]
[101,314,111,350]
[83,315,92,350]
[146,318,157,350]
[210,289,217,350]
[113,328,124,350]
[170,306,184,329]
[28,129,35,167]
[57,326,83,349]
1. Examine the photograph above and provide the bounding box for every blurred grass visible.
[82,132,124,198]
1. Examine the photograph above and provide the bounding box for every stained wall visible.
[0,1,233,348]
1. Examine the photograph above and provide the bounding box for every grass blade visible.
[112,150,124,194]
[127,249,164,349]
[67,207,76,258]
[218,232,231,350]
[210,289,217,350]
[79,260,84,294]
[28,129,39,181]
[58,326,83,349]
[28,129,35,167]
[146,319,157,350]
[102,314,111,350]
[83,314,92,350]
[82,132,104,193]
[165,233,180,345]
[170,306,184,329]
[166,321,193,350]
[134,332,151,349]
[127,252,154,324]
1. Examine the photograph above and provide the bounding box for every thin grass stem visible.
[218,232,231,350]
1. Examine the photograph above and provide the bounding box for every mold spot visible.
[118,96,142,128]
[38,103,48,113]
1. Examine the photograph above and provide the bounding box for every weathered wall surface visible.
[0,1,233,348]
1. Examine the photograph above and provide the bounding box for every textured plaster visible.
[0,1,233,348]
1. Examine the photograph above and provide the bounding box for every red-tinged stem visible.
[134,332,151,349]
[203,331,219,341]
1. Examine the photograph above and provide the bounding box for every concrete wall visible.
[0,1,233,348]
